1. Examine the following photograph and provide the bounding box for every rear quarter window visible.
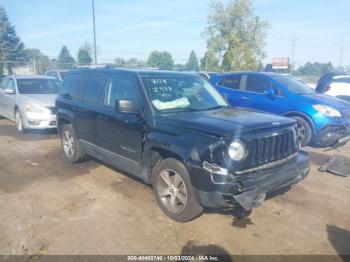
[61,73,81,99]
[82,75,105,104]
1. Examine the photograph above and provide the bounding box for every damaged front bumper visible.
[192,151,310,211]
[313,124,350,147]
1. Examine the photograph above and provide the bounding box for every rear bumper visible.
[313,124,350,147]
[193,151,310,210]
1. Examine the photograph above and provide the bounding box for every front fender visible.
[142,127,225,184]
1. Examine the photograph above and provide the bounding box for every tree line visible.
[0,1,349,76]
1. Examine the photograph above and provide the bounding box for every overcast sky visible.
[1,0,349,67]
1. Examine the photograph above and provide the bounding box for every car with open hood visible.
[210,72,350,147]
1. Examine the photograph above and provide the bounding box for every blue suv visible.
[211,72,350,147]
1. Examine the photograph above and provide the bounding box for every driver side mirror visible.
[115,99,139,114]
[263,87,275,99]
[4,88,15,95]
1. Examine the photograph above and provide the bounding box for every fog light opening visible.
[27,119,41,126]
[203,161,228,176]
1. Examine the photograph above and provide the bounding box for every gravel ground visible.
[0,118,349,257]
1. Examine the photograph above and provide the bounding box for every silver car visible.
[44,69,68,82]
[0,75,61,132]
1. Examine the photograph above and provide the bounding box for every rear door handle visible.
[241,96,250,100]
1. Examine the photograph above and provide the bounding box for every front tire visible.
[15,109,27,133]
[292,116,312,146]
[152,158,203,222]
[60,124,85,163]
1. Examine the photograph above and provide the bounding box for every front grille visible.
[244,128,298,171]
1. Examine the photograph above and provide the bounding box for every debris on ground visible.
[319,155,350,177]
[25,160,39,167]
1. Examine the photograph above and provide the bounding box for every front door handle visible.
[241,96,250,100]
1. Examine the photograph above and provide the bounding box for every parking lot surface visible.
[0,118,349,256]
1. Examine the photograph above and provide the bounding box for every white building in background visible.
[4,65,34,76]
[12,65,34,75]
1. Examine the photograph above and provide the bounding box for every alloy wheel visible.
[157,169,188,214]
[62,130,75,158]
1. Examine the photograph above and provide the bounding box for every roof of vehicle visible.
[46,69,68,72]
[212,71,281,77]
[10,75,57,80]
[333,75,350,79]
[68,67,201,78]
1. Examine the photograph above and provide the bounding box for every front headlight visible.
[23,102,49,114]
[228,140,247,162]
[313,104,341,117]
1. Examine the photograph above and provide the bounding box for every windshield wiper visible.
[161,107,198,113]
[205,105,226,111]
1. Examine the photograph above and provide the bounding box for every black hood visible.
[156,107,296,138]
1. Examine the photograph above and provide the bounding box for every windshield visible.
[17,79,61,94]
[271,74,315,95]
[141,74,227,113]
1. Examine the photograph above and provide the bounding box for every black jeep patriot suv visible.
[56,68,310,222]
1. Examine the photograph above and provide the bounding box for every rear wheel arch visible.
[57,117,72,134]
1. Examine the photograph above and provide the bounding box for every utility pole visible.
[290,35,295,75]
[92,0,97,65]
[32,59,36,75]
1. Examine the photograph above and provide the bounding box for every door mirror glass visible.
[263,87,275,99]
[115,99,139,114]
[4,88,15,95]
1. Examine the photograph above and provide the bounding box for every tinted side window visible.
[246,75,273,93]
[61,74,81,99]
[82,75,105,104]
[103,76,138,107]
[219,76,241,89]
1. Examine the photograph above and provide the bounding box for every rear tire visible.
[292,116,312,146]
[152,158,203,222]
[60,124,85,163]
